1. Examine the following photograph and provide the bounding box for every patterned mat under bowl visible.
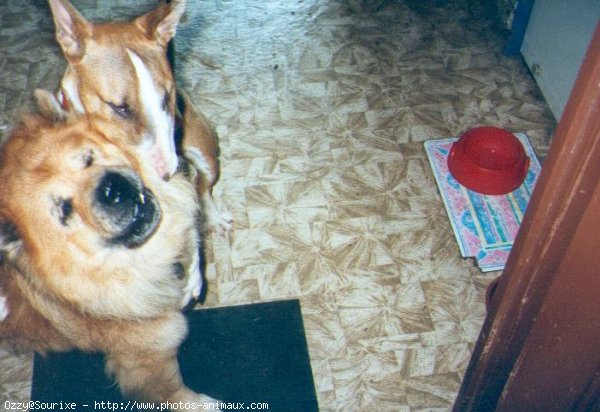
[425,134,541,272]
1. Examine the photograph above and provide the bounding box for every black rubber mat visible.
[31,299,318,412]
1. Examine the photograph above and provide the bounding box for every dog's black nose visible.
[94,170,161,248]
[97,171,138,211]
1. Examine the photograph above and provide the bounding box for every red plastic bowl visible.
[448,127,530,195]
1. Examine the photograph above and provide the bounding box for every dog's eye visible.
[108,102,132,119]
[57,198,73,226]
[83,150,94,168]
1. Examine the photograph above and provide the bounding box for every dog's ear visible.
[135,0,186,48]
[0,219,22,261]
[48,0,92,62]
[34,89,68,123]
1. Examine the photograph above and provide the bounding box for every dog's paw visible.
[202,192,233,236]
[0,294,9,322]
[193,395,222,411]
[206,209,234,236]
[172,388,223,411]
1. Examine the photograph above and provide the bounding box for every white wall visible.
[521,0,600,120]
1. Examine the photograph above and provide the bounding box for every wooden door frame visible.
[453,22,600,411]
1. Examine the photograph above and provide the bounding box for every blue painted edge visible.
[504,0,536,56]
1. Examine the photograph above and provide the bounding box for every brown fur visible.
[0,114,219,408]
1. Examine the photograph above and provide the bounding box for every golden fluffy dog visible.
[0,114,220,409]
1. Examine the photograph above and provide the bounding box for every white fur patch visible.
[184,147,214,182]
[126,49,177,178]
[60,75,85,113]
[0,294,8,322]
[181,249,202,307]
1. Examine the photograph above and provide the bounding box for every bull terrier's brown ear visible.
[135,0,186,48]
[34,89,68,123]
[48,0,92,62]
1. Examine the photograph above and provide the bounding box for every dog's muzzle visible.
[93,170,161,248]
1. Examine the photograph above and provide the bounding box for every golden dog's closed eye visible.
[83,149,94,168]
[56,198,74,226]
